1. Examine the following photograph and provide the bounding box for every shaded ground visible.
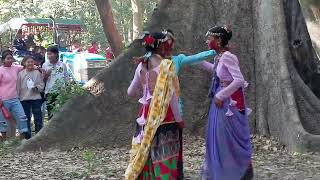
[0,136,320,180]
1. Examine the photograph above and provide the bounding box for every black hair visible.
[207,26,232,47]
[168,29,174,35]
[1,50,13,62]
[47,45,59,54]
[164,28,174,36]
[34,53,45,64]
[21,55,35,68]
[139,32,166,70]
[143,32,166,53]
[17,29,23,34]
[162,28,175,41]
[39,46,46,51]
[33,46,40,52]
[47,45,59,60]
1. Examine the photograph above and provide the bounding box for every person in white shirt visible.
[42,46,68,119]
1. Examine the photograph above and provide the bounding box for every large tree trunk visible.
[131,0,143,39]
[18,0,320,152]
[95,0,123,56]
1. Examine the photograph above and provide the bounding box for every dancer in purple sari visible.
[200,26,253,180]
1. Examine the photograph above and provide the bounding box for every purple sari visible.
[201,74,253,180]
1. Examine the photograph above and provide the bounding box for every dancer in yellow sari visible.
[126,31,216,180]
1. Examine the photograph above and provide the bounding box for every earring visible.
[217,41,221,47]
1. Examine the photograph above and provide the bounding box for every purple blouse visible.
[201,51,246,101]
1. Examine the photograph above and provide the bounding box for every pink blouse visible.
[0,65,24,101]
[201,51,246,101]
[128,63,182,122]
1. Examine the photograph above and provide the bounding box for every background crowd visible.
[0,29,114,62]
[0,45,68,140]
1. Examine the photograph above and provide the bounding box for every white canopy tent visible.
[0,18,28,34]
[0,22,10,34]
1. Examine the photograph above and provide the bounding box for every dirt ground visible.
[0,135,320,180]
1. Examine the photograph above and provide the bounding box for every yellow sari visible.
[125,59,180,180]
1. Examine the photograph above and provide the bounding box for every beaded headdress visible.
[205,26,231,37]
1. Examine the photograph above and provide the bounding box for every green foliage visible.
[47,79,87,114]
[82,150,96,176]
[0,0,158,49]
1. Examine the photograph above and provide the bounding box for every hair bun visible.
[223,26,232,41]
[226,30,232,41]
[143,32,166,52]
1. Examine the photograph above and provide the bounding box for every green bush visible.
[47,79,87,114]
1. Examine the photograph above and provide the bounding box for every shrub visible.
[47,79,87,114]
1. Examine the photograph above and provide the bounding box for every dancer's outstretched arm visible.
[177,50,216,66]
[200,61,215,73]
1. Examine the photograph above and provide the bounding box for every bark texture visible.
[131,0,143,39]
[95,0,123,56]
[18,0,320,152]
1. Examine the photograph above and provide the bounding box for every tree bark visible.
[131,0,143,39]
[18,0,320,153]
[95,0,123,56]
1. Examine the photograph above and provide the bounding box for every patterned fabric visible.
[42,61,68,94]
[125,59,180,180]
[138,123,183,180]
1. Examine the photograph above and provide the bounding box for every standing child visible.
[17,56,45,136]
[42,46,68,119]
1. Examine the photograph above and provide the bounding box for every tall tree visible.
[18,0,320,153]
[95,0,123,56]
[131,0,143,39]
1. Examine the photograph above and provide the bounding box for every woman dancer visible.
[200,26,253,180]
[125,31,216,180]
